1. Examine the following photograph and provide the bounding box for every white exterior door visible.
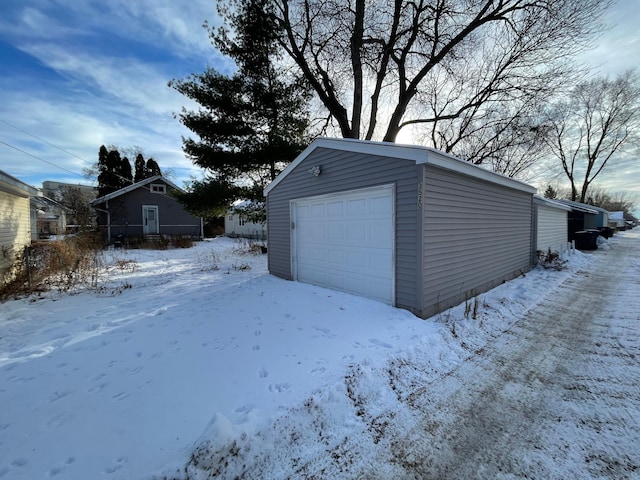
[291,185,394,304]
[143,205,159,234]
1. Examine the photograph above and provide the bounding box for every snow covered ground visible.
[0,233,638,479]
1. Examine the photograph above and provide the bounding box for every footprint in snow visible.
[252,345,261,351]
[47,466,64,477]
[269,383,291,393]
[87,382,108,394]
[258,368,268,378]
[103,464,122,474]
[369,338,393,348]
[128,365,143,375]
[50,390,73,402]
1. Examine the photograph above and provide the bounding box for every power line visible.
[0,140,86,179]
[0,119,92,165]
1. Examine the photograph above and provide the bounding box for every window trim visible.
[150,183,166,194]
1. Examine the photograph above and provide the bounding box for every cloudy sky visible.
[0,0,638,205]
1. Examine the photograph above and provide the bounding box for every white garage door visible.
[292,185,394,304]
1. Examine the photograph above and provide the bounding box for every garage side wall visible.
[267,147,420,311]
[535,204,569,256]
[421,165,533,318]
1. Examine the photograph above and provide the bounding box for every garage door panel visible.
[327,201,344,216]
[346,198,367,216]
[293,186,394,304]
[370,194,393,214]
[327,223,345,241]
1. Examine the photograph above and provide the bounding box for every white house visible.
[225,200,267,240]
[0,170,38,285]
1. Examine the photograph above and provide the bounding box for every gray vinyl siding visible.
[96,182,201,238]
[266,147,420,310]
[536,204,568,255]
[421,165,533,318]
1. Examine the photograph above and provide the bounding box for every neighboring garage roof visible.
[553,199,600,215]
[264,138,537,196]
[533,195,572,211]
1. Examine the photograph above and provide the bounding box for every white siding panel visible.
[537,204,569,255]
[0,190,31,284]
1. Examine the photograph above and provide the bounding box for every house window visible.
[228,215,233,221]
[150,184,166,194]
[239,216,246,226]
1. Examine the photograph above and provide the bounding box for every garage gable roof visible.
[264,137,536,195]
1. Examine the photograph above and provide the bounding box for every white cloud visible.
[580,1,640,75]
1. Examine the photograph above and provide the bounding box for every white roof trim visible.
[0,169,39,197]
[552,199,601,215]
[264,137,536,195]
[91,176,182,205]
[533,195,572,211]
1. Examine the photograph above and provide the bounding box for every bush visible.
[0,233,105,301]
[537,249,567,270]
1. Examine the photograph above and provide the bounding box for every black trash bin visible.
[597,226,614,238]
[574,230,599,250]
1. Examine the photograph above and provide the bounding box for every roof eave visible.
[264,137,536,196]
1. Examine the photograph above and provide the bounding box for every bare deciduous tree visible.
[273,0,609,155]
[60,186,95,231]
[543,70,640,202]
[583,187,637,216]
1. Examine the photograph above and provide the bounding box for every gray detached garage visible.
[264,138,536,319]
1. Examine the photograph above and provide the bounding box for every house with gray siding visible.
[533,195,571,257]
[91,176,203,243]
[264,138,536,319]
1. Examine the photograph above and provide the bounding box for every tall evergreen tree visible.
[118,156,133,187]
[97,147,133,197]
[169,0,311,217]
[544,185,558,199]
[134,154,146,182]
[145,158,162,178]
